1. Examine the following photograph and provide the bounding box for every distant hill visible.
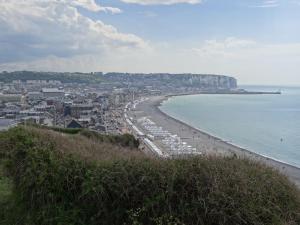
[0,71,102,83]
[0,71,237,90]
[103,73,238,89]
[0,126,299,225]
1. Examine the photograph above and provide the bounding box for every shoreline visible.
[134,95,300,188]
[166,90,281,96]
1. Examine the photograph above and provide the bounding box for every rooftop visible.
[42,88,64,93]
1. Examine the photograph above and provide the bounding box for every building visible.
[42,88,65,98]
[67,120,83,129]
[70,104,93,118]
[27,91,43,101]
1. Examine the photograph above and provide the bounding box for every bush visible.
[26,125,139,148]
[0,127,300,225]
[80,129,139,148]
[23,124,83,134]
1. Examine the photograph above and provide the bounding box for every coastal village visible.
[0,71,299,187]
[0,80,131,134]
[0,72,237,133]
[1,1,299,223]
[2,72,298,186]
[0,72,240,156]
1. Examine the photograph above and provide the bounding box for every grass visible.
[27,124,140,148]
[0,163,12,204]
[0,126,299,225]
[0,161,28,225]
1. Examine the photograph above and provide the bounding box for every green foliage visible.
[52,127,83,134]
[80,129,139,148]
[45,126,83,134]
[29,124,139,147]
[0,127,300,225]
[0,163,12,204]
[25,123,83,134]
[0,161,32,225]
[0,71,101,83]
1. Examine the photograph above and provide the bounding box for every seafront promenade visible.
[126,96,300,188]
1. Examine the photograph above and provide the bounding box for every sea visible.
[159,86,300,168]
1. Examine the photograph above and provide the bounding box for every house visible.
[66,120,83,129]
[70,104,93,118]
[42,88,65,98]
[27,91,43,101]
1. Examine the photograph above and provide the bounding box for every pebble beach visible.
[131,95,300,188]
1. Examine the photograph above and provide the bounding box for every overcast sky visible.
[0,0,300,85]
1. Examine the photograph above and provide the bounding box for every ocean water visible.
[160,86,300,168]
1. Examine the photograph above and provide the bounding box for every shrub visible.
[24,125,140,148]
[80,129,139,148]
[22,123,83,134]
[0,126,299,225]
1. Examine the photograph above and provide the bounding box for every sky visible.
[0,0,300,85]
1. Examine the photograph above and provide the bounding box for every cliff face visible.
[177,74,237,89]
[104,73,238,90]
[0,71,238,90]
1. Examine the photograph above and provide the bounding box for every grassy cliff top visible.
[0,126,299,225]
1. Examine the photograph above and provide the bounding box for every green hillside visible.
[0,71,102,83]
[0,126,299,225]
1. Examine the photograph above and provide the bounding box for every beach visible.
[128,95,300,188]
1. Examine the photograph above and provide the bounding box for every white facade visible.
[27,92,42,100]
[42,88,65,98]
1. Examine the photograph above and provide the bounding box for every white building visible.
[27,80,48,85]
[27,91,43,100]
[42,88,65,98]
[48,80,62,85]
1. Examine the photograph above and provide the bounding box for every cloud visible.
[249,0,279,8]
[188,37,300,84]
[120,0,202,5]
[1,35,300,85]
[95,37,299,85]
[0,0,147,64]
[71,0,122,14]
[139,11,158,18]
[0,55,106,72]
[192,37,257,58]
[192,37,300,64]
[290,0,300,6]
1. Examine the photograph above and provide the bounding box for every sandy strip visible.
[131,95,300,188]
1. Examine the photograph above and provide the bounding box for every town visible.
[0,71,237,134]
